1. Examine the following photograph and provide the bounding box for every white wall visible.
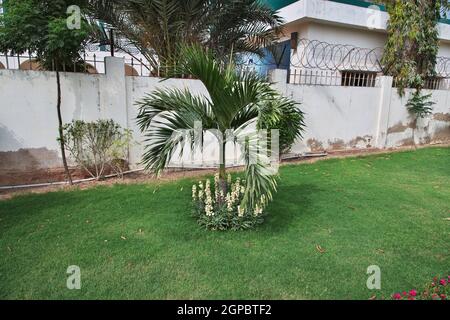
[0,61,449,183]
[270,69,450,153]
[279,0,450,41]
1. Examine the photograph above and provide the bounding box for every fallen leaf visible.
[376,249,385,254]
[121,236,127,240]
[443,218,450,221]
[316,245,326,254]
[7,246,12,252]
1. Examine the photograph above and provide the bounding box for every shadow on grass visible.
[262,183,322,234]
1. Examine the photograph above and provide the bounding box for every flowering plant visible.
[391,275,449,300]
[192,173,267,231]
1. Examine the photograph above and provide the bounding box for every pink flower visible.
[440,294,447,300]
[439,279,447,286]
[431,282,436,287]
[402,291,407,296]
[393,293,402,300]
[409,289,417,297]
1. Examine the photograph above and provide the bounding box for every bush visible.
[382,274,449,301]
[258,97,306,155]
[192,174,267,231]
[61,119,133,180]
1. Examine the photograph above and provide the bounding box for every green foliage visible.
[380,0,445,95]
[136,45,305,217]
[406,91,435,120]
[61,119,133,180]
[88,0,283,72]
[192,174,265,231]
[258,97,305,155]
[0,0,92,69]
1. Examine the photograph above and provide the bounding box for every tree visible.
[405,91,435,148]
[136,45,305,211]
[380,0,449,94]
[88,0,283,74]
[0,0,92,184]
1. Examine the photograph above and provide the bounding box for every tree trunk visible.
[412,117,418,150]
[56,68,73,185]
[218,140,227,202]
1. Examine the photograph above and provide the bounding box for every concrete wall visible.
[0,57,209,176]
[270,69,450,153]
[0,61,449,186]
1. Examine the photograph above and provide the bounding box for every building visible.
[261,0,450,86]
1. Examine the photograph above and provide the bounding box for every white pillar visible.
[374,76,393,149]
[102,57,128,129]
[269,69,288,95]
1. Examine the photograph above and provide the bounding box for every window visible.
[341,70,378,87]
[423,77,448,90]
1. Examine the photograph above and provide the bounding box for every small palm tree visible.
[136,45,304,210]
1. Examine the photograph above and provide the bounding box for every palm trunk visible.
[218,140,227,202]
[56,67,73,185]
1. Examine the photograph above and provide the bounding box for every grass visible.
[0,147,449,300]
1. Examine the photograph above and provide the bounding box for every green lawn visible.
[0,147,449,300]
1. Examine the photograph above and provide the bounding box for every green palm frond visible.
[137,45,304,209]
[88,0,284,69]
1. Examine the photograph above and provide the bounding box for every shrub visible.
[61,119,133,180]
[192,174,267,231]
[388,274,449,301]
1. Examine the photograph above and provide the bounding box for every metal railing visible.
[289,38,450,89]
[0,52,156,77]
[290,69,380,87]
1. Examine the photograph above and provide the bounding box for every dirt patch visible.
[0,167,89,187]
[433,113,450,122]
[0,163,129,187]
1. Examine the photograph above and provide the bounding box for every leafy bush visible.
[61,119,133,180]
[391,275,449,300]
[192,174,267,231]
[406,90,435,119]
[258,97,305,155]
[373,274,449,301]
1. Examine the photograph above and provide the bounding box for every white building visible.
[262,0,450,86]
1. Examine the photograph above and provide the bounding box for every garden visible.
[0,0,449,302]
[1,147,449,299]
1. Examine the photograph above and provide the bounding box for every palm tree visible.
[136,45,304,210]
[88,0,283,74]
